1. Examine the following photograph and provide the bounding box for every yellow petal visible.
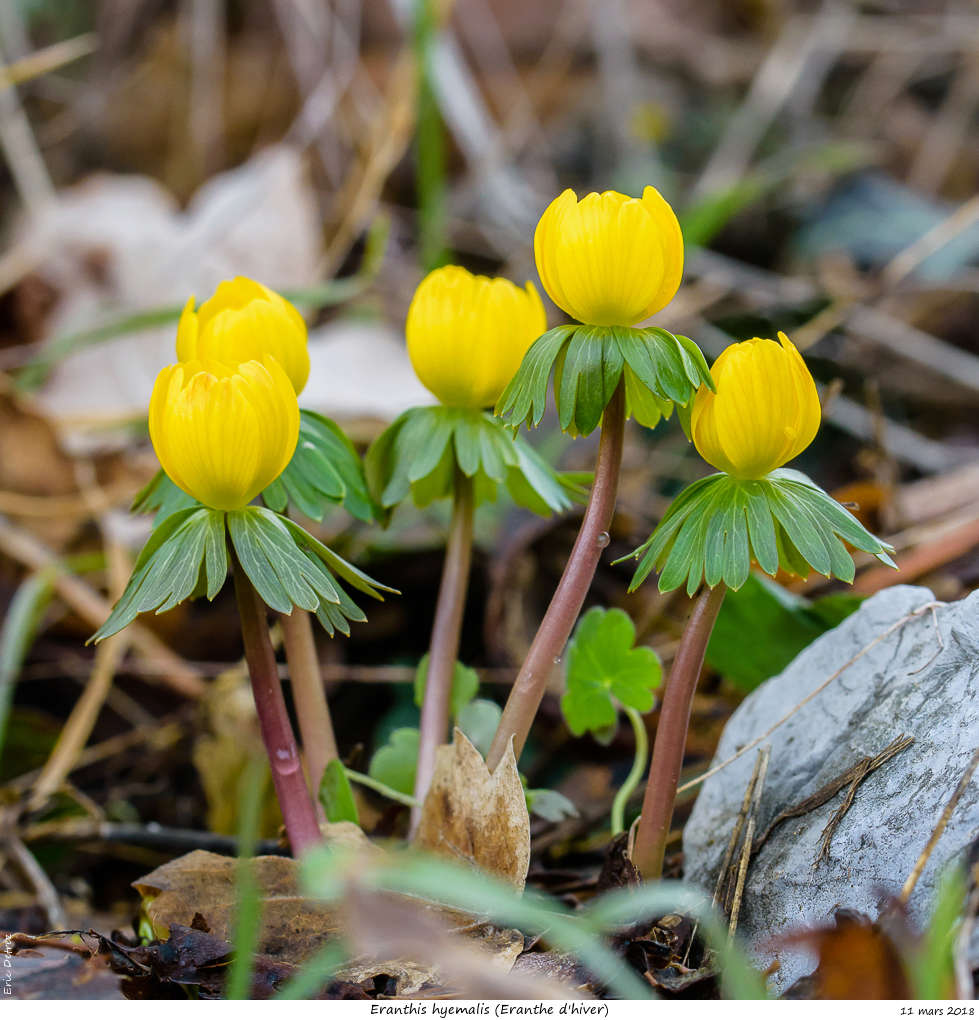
[406,265,547,408]
[175,296,199,362]
[533,187,684,326]
[175,276,310,395]
[691,333,820,479]
[149,357,300,510]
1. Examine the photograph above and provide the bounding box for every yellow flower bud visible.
[533,187,683,327]
[149,358,300,511]
[176,277,310,395]
[691,332,821,479]
[406,265,546,408]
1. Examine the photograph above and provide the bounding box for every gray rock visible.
[683,585,979,995]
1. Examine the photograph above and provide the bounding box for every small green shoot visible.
[226,758,269,1000]
[319,759,360,825]
[0,570,54,757]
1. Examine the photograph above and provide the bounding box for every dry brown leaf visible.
[335,884,563,998]
[779,910,912,999]
[133,849,342,964]
[414,728,530,891]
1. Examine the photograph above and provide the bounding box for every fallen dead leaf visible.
[779,909,912,999]
[415,729,531,891]
[335,883,575,998]
[6,941,125,1000]
[133,849,342,964]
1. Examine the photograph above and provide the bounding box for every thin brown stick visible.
[632,584,727,879]
[727,749,769,936]
[412,471,475,829]
[486,382,626,771]
[279,608,338,820]
[29,528,132,810]
[900,744,979,906]
[7,718,184,793]
[713,750,766,909]
[7,835,65,929]
[0,514,202,697]
[28,632,130,810]
[752,734,915,857]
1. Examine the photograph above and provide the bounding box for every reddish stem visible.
[411,470,475,830]
[486,381,626,771]
[631,584,727,879]
[232,553,321,855]
[279,608,339,822]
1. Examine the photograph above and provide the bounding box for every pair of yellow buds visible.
[151,278,308,511]
[410,187,820,480]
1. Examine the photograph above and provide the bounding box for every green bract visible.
[132,409,376,525]
[90,505,393,644]
[626,468,896,597]
[495,324,713,437]
[365,405,583,519]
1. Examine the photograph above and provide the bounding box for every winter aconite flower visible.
[176,277,310,395]
[534,187,683,327]
[406,265,546,409]
[691,332,820,479]
[149,358,300,511]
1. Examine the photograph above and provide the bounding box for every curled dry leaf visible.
[414,728,531,891]
[335,883,579,998]
[133,849,343,964]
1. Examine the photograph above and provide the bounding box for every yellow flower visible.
[691,332,820,479]
[149,358,299,510]
[406,265,546,408]
[176,277,310,395]
[534,187,683,327]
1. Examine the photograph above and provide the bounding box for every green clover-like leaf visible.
[456,698,502,758]
[626,468,896,596]
[706,573,862,692]
[367,727,419,797]
[525,787,579,823]
[413,655,479,720]
[561,606,663,737]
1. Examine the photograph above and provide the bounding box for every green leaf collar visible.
[90,506,394,644]
[625,468,896,596]
[365,405,583,519]
[495,324,713,437]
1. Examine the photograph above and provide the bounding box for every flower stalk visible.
[411,469,475,827]
[232,548,321,855]
[631,583,727,879]
[610,705,648,836]
[487,381,626,771]
[278,608,339,819]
